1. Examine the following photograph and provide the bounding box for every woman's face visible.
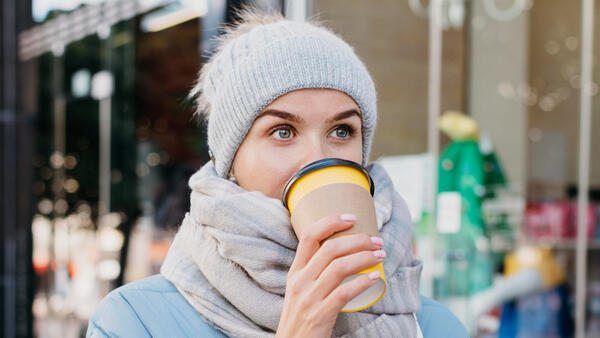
[231,88,363,199]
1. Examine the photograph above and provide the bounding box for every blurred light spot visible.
[98,227,124,252]
[447,1,465,29]
[71,69,91,98]
[64,155,78,169]
[545,41,560,55]
[32,296,48,318]
[524,93,537,106]
[562,62,579,78]
[97,24,111,39]
[475,236,490,251]
[32,215,51,275]
[112,31,132,47]
[146,152,161,166]
[50,152,64,168]
[539,96,556,111]
[565,36,578,51]
[516,246,541,266]
[111,169,123,183]
[55,199,69,214]
[38,199,53,215]
[528,128,543,142]
[64,179,80,193]
[51,42,64,57]
[97,260,121,280]
[570,74,581,89]
[442,159,454,171]
[497,81,515,99]
[49,294,64,312]
[136,163,150,177]
[99,212,123,228]
[77,202,92,217]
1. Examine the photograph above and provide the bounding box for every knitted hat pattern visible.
[199,18,377,177]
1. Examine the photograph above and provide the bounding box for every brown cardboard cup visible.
[282,158,386,312]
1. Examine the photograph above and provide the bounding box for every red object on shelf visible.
[525,202,569,238]
[543,202,571,237]
[525,201,597,240]
[525,202,543,238]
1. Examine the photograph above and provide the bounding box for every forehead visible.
[263,88,360,117]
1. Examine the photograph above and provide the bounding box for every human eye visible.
[269,125,295,141]
[329,124,355,140]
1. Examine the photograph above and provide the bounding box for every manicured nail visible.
[340,214,356,222]
[368,271,380,280]
[373,250,386,259]
[370,237,384,247]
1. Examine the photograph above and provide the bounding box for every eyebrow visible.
[259,109,361,124]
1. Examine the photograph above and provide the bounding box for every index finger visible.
[289,214,356,272]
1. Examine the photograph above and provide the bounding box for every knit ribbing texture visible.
[202,19,377,177]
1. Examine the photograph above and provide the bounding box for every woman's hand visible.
[276,214,385,338]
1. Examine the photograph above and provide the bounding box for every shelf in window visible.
[522,238,600,250]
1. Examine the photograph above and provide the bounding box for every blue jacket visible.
[87,275,468,337]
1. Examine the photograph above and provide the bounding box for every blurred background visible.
[1,0,599,337]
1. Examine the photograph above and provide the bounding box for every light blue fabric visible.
[87,275,468,337]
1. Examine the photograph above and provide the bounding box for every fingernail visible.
[340,214,356,222]
[373,250,386,259]
[370,237,384,247]
[368,271,380,280]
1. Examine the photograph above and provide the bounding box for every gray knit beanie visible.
[193,13,377,178]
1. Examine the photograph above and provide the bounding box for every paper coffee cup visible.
[282,158,386,312]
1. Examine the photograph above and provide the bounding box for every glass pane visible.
[438,0,592,336]
[314,0,469,307]
[314,0,465,157]
[28,1,206,335]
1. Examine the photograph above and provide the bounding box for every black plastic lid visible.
[281,158,375,209]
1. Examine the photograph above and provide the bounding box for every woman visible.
[87,10,468,338]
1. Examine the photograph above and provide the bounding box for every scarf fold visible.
[161,162,422,337]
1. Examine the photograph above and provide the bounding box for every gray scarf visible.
[161,161,423,337]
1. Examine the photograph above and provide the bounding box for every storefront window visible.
[316,0,598,336]
[26,1,209,334]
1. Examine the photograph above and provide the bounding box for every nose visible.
[298,138,328,169]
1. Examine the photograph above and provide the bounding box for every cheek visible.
[336,137,363,164]
[232,141,297,199]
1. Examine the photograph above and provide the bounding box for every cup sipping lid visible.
[281,158,375,210]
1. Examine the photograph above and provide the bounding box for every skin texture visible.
[230,88,385,337]
[231,88,363,200]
